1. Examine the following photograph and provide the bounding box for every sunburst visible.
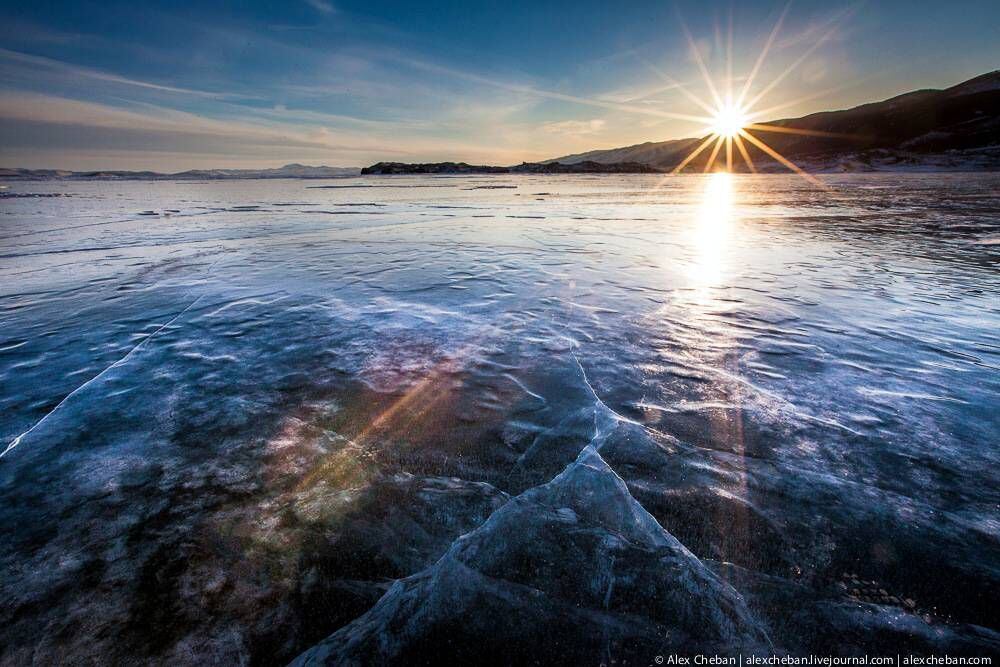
[710,104,749,138]
[660,3,853,186]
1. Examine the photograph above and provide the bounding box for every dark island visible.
[360,161,509,174]
[360,160,663,175]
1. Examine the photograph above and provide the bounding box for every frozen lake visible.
[1,173,999,663]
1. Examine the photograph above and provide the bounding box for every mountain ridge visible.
[547,70,1000,172]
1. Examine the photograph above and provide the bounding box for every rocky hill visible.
[360,161,509,174]
[548,70,1000,172]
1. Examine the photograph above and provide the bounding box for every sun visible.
[646,4,848,185]
[710,104,748,138]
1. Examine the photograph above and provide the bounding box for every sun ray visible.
[737,0,792,107]
[733,133,757,173]
[726,134,733,172]
[738,129,825,186]
[726,6,735,106]
[672,134,719,174]
[714,14,725,73]
[676,8,725,109]
[745,122,864,140]
[745,71,886,119]
[405,57,714,124]
[633,54,720,115]
[743,9,852,112]
[704,134,725,172]
[616,76,693,104]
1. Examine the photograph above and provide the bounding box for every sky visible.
[0,0,997,170]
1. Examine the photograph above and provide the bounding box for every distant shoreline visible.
[4,152,1000,183]
[0,163,361,182]
[4,166,998,183]
[0,161,1000,181]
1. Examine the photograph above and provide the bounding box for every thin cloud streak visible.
[0,48,254,100]
[398,56,711,125]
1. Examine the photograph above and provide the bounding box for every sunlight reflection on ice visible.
[689,172,736,291]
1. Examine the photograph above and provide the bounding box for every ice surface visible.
[0,173,998,663]
[291,447,770,665]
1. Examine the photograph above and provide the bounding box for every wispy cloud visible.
[0,91,550,169]
[392,55,708,124]
[0,48,252,99]
[541,119,606,135]
[0,91,410,150]
[304,0,336,15]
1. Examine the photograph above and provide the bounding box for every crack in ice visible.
[0,294,205,459]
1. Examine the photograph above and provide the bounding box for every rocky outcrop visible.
[360,162,509,175]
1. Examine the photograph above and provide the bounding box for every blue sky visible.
[1,0,997,169]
